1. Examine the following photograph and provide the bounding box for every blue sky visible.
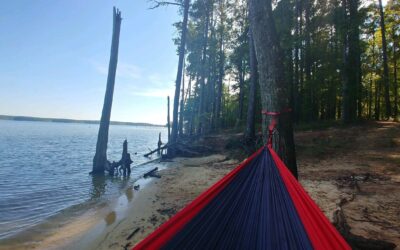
[0,1,180,125]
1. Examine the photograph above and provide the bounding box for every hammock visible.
[133,145,350,250]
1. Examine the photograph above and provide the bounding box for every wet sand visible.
[72,154,238,250]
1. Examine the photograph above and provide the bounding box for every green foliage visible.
[174,0,400,138]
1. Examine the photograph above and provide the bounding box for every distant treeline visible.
[0,115,165,127]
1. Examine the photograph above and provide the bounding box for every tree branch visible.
[149,0,183,9]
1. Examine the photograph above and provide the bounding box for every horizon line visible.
[0,114,166,127]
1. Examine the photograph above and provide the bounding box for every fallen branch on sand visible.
[143,167,160,178]
[126,227,140,240]
[144,140,215,158]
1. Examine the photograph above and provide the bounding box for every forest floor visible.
[295,121,400,247]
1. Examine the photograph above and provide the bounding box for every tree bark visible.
[341,0,359,123]
[198,1,211,136]
[249,0,298,178]
[378,0,391,118]
[236,60,245,128]
[215,18,225,131]
[92,7,122,174]
[170,0,190,147]
[179,62,185,136]
[245,28,257,140]
[293,0,302,123]
[393,31,398,120]
[167,96,171,142]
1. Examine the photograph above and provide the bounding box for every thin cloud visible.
[92,60,176,98]
[92,61,142,80]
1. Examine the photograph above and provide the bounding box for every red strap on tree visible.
[261,108,292,147]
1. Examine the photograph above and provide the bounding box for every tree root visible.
[333,200,396,250]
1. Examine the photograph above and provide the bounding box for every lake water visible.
[0,120,167,239]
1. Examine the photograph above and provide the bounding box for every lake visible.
[0,120,167,239]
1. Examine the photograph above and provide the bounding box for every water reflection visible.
[105,211,116,225]
[125,187,133,202]
[90,175,107,199]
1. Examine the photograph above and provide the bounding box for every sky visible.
[0,1,180,125]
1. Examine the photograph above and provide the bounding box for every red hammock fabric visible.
[133,146,350,250]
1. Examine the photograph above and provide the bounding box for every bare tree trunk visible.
[179,63,185,136]
[167,96,171,142]
[249,0,298,178]
[170,0,190,148]
[245,28,257,140]
[293,0,302,123]
[372,31,380,120]
[235,61,245,128]
[215,23,225,131]
[92,7,122,174]
[198,2,211,136]
[393,32,398,120]
[378,0,391,119]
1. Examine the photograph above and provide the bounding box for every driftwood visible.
[126,227,140,240]
[143,167,159,178]
[144,144,169,157]
[144,137,215,158]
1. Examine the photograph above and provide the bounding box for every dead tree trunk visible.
[170,0,190,148]
[245,28,257,140]
[249,0,298,178]
[92,7,122,174]
[378,0,391,118]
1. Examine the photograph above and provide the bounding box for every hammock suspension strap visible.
[261,108,292,147]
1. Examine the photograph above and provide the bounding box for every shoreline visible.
[0,160,163,250]
[2,123,400,249]
[69,154,237,250]
[0,154,236,250]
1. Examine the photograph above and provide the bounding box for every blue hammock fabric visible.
[133,147,350,250]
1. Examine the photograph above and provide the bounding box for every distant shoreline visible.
[0,115,165,127]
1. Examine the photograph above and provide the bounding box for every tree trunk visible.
[167,96,171,142]
[215,23,225,131]
[304,0,312,121]
[236,60,245,128]
[92,7,122,174]
[378,0,391,118]
[249,0,298,178]
[170,0,190,147]
[393,32,398,120]
[179,63,185,136]
[198,5,210,136]
[293,0,302,123]
[245,28,257,140]
[342,0,360,123]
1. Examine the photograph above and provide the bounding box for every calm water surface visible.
[0,120,166,239]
